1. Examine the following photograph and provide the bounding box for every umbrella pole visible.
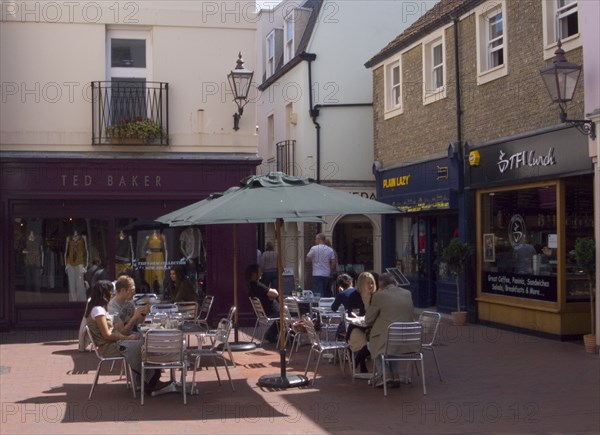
[257,218,309,388]
[230,223,256,351]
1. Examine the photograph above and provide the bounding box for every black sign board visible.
[482,271,557,302]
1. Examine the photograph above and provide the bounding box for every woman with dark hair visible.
[245,263,279,343]
[85,280,167,392]
[168,265,196,302]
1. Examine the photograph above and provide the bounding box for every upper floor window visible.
[384,57,402,118]
[422,31,446,105]
[487,11,504,69]
[557,0,578,40]
[476,0,508,85]
[542,0,581,59]
[266,31,276,78]
[107,30,151,124]
[284,13,295,62]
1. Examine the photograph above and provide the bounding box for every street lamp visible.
[539,40,596,140]
[227,52,254,131]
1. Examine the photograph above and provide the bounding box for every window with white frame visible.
[556,0,578,40]
[266,31,276,78]
[107,29,151,124]
[422,31,446,105]
[487,11,504,68]
[475,1,508,85]
[542,0,581,58]
[284,13,295,62]
[384,59,402,116]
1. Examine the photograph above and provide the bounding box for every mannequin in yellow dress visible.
[143,230,167,293]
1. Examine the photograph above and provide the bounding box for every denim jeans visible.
[312,276,330,297]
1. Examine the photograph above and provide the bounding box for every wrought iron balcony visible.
[276,140,296,176]
[91,80,169,145]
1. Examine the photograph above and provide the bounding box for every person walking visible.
[306,233,337,297]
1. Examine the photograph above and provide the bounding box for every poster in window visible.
[483,233,495,263]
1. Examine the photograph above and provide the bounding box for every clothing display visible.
[65,232,88,301]
[23,231,43,292]
[144,231,166,292]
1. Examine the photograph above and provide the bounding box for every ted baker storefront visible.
[0,152,261,331]
[468,126,594,339]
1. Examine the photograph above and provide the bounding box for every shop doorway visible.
[394,213,458,309]
[332,216,374,280]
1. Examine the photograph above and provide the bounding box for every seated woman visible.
[245,263,280,343]
[346,271,377,374]
[85,280,168,392]
[168,265,197,302]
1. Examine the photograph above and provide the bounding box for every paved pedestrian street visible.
[1,319,598,434]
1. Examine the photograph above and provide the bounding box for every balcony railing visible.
[91,80,169,145]
[276,140,296,176]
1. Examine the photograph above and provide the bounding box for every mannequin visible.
[23,230,44,292]
[65,230,89,301]
[115,230,134,277]
[143,230,167,293]
[179,227,204,289]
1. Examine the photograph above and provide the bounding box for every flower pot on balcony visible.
[110,137,146,145]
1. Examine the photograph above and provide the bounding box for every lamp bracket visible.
[560,111,596,140]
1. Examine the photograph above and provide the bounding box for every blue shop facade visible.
[375,154,465,313]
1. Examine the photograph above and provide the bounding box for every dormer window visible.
[284,12,295,62]
[266,31,275,77]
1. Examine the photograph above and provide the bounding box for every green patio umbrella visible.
[157,171,400,387]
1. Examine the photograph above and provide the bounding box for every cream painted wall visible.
[256,0,438,181]
[0,1,258,153]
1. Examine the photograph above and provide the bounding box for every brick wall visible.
[373,0,586,169]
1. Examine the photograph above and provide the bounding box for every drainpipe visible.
[453,17,463,144]
[299,52,320,182]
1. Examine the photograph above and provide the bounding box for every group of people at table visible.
[84,264,198,394]
[86,248,416,393]
[247,260,417,388]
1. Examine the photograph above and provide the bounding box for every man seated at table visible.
[364,272,416,388]
[108,275,149,335]
[245,263,280,343]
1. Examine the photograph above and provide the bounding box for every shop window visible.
[13,216,206,305]
[564,176,594,302]
[13,218,108,304]
[480,177,593,303]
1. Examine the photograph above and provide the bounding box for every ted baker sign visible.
[61,174,162,188]
[497,147,556,174]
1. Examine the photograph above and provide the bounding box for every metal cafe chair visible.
[195,294,215,331]
[249,297,279,345]
[196,305,236,367]
[373,321,426,397]
[85,325,135,400]
[141,329,187,405]
[418,311,443,381]
[303,315,352,385]
[187,318,236,394]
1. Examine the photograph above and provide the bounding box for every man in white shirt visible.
[306,233,336,297]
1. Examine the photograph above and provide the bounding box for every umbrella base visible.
[257,373,309,389]
[228,341,256,352]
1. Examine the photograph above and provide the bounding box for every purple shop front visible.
[0,153,261,330]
